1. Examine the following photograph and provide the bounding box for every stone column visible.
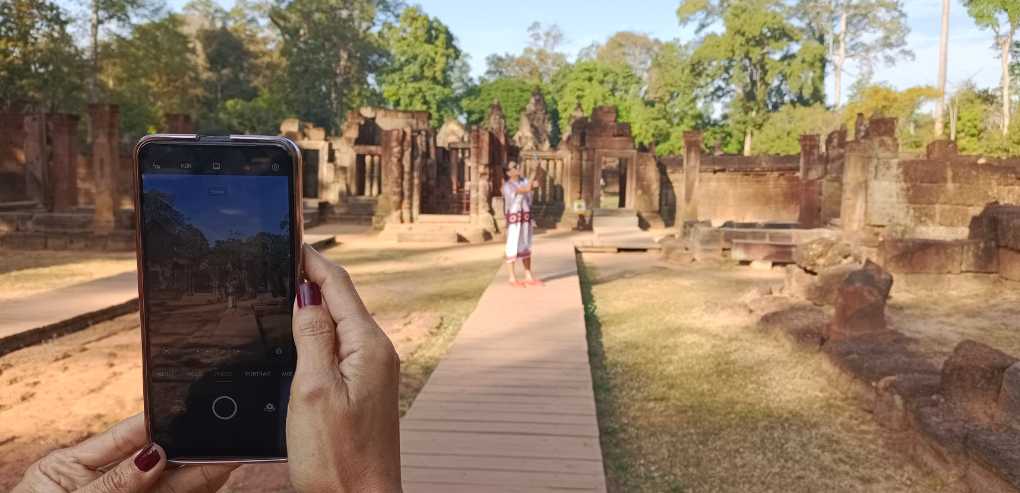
[411,131,423,222]
[842,142,871,234]
[401,130,413,223]
[679,131,703,222]
[88,104,119,232]
[468,128,482,221]
[380,129,404,224]
[477,132,494,230]
[47,113,80,212]
[798,134,822,228]
[23,114,48,208]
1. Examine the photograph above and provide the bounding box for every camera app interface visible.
[139,144,295,459]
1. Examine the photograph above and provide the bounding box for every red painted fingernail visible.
[297,281,321,308]
[134,443,160,472]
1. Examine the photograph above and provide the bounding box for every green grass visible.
[579,256,945,493]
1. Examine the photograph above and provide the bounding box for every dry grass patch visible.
[580,253,945,493]
[888,283,1020,364]
[319,239,502,415]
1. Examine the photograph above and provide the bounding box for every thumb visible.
[78,444,165,493]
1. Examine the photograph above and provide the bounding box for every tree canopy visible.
[379,6,464,127]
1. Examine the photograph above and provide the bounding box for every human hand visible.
[12,414,237,493]
[287,244,402,493]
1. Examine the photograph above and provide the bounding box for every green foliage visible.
[379,6,463,127]
[844,83,938,151]
[216,90,290,134]
[587,32,662,85]
[483,22,568,84]
[637,41,706,155]
[844,84,937,127]
[797,0,913,81]
[460,77,536,136]
[964,0,1020,35]
[951,85,998,154]
[198,26,257,108]
[685,0,817,153]
[0,0,85,111]
[271,0,389,131]
[104,13,201,138]
[754,104,842,154]
[549,60,642,137]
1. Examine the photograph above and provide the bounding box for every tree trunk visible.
[1001,32,1013,135]
[934,0,950,137]
[743,128,752,156]
[834,8,848,107]
[89,0,99,103]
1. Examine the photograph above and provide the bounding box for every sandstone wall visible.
[862,155,1020,240]
[0,112,27,202]
[693,156,801,225]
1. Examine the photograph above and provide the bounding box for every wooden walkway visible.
[400,234,606,492]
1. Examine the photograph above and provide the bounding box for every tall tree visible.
[484,22,568,84]
[796,0,912,107]
[680,0,818,155]
[104,14,201,137]
[0,0,85,111]
[198,26,257,111]
[379,6,464,127]
[964,0,1020,134]
[270,0,390,131]
[589,32,663,88]
[934,0,950,137]
[638,40,706,154]
[87,0,161,102]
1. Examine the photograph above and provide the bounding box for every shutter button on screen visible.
[211,395,238,420]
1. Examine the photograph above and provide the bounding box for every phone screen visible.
[136,141,298,460]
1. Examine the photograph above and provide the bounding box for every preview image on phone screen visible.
[140,166,295,459]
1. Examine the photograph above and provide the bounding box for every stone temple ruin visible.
[2,92,1020,492]
[273,92,662,243]
[0,106,195,249]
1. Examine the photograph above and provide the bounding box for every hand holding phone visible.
[286,245,402,493]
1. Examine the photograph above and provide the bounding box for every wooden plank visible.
[403,466,604,489]
[404,482,601,493]
[402,452,604,475]
[401,418,599,437]
[401,431,602,461]
[407,400,596,417]
[405,408,596,425]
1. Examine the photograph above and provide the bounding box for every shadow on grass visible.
[576,251,625,493]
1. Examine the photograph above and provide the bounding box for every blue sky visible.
[144,174,290,244]
[168,0,1003,104]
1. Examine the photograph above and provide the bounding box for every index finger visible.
[69,414,148,469]
[301,243,372,325]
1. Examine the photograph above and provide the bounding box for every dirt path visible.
[0,234,502,491]
[581,252,945,493]
[0,249,136,302]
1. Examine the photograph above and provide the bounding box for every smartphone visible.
[132,135,302,463]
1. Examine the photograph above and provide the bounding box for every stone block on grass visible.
[829,261,893,341]
[940,340,1018,423]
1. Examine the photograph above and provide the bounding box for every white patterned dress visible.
[502,177,533,263]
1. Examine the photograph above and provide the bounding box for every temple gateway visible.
[284,91,662,242]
